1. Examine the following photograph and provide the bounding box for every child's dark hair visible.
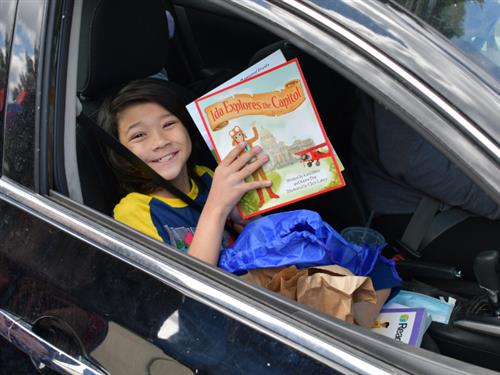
[98,78,207,194]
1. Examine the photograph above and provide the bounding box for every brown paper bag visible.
[241,265,377,323]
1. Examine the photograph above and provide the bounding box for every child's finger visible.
[230,146,263,171]
[242,179,273,193]
[237,152,269,177]
[220,142,247,166]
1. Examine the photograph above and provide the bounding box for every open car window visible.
[49,0,500,373]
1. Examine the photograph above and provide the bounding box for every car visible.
[0,0,499,374]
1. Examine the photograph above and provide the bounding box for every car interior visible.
[55,0,500,371]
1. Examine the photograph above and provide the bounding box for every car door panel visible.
[0,184,337,374]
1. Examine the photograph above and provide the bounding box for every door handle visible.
[0,309,107,375]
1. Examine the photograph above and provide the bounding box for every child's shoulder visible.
[113,192,163,241]
[114,192,152,216]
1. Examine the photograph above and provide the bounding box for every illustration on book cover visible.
[194,58,345,218]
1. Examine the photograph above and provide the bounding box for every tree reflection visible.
[4,51,37,187]
[396,0,485,38]
[0,48,6,113]
[13,52,36,103]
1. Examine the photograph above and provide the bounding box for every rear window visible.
[395,0,500,82]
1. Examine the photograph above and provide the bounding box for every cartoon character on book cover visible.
[195,59,345,218]
[229,124,280,207]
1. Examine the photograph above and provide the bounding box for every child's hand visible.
[206,142,271,217]
[189,143,270,265]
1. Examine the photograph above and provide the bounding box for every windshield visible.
[395,0,500,82]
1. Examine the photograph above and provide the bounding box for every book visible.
[371,304,432,347]
[187,50,288,152]
[186,50,345,170]
[187,53,346,218]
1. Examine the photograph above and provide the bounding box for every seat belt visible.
[399,196,473,258]
[399,196,440,258]
[77,108,240,239]
[420,207,473,250]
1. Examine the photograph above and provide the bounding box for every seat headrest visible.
[78,0,169,99]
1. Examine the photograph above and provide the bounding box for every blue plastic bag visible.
[218,210,384,276]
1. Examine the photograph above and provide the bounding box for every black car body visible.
[1,0,499,374]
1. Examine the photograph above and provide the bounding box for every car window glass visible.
[0,1,19,176]
[394,0,500,82]
[2,1,45,189]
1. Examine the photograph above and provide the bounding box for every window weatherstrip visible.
[64,0,83,203]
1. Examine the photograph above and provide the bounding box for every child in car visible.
[98,78,399,327]
[98,78,269,265]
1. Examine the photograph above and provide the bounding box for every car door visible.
[0,1,333,374]
[2,0,498,374]
[155,0,500,372]
[0,1,387,374]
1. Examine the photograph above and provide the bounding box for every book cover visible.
[187,50,344,170]
[187,50,287,152]
[371,306,430,347]
[192,58,346,218]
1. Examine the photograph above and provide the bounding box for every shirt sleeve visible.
[195,165,214,178]
[113,193,163,241]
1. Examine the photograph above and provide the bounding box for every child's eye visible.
[130,132,145,141]
[163,121,177,129]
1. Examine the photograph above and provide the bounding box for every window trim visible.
[61,0,83,203]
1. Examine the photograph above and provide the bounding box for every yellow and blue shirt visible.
[114,166,232,252]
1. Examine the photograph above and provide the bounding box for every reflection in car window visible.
[146,295,337,374]
[0,1,19,175]
[2,1,44,188]
[395,0,500,82]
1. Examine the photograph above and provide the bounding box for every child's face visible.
[118,102,192,187]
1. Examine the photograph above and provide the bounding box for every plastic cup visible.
[340,226,386,247]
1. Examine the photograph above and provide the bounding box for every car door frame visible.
[58,0,498,374]
[57,0,497,373]
[2,0,498,374]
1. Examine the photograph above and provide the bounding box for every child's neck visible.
[153,169,192,199]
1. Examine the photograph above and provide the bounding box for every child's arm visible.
[188,142,271,265]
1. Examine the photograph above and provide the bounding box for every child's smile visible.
[117,102,192,193]
[150,150,179,164]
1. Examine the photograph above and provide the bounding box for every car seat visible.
[76,0,236,215]
[76,0,173,214]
